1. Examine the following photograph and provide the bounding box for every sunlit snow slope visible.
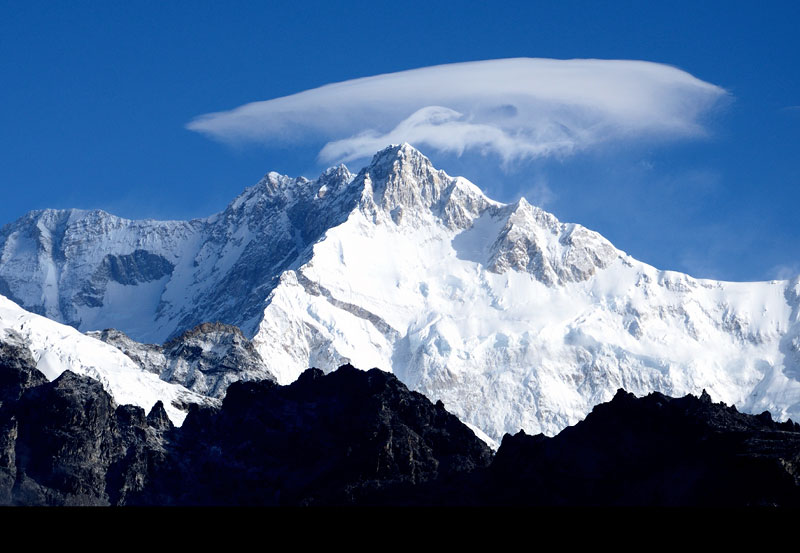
[0,295,214,424]
[3,144,800,441]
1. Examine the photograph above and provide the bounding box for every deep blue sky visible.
[1,1,798,281]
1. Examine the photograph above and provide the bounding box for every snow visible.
[464,422,500,450]
[250,146,800,441]
[4,144,800,442]
[75,277,171,340]
[0,294,212,425]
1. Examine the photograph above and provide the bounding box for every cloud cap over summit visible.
[187,58,728,164]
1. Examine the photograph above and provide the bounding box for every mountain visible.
[486,389,800,506]
[3,144,800,441]
[0,294,214,425]
[88,322,276,399]
[0,346,492,506]
[3,348,799,506]
[0,343,176,506]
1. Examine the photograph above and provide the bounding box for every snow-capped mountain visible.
[0,294,215,424]
[3,143,800,441]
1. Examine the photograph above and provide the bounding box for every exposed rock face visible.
[0,342,170,505]
[76,250,175,309]
[89,322,275,398]
[487,389,800,506]
[3,334,800,506]
[0,294,216,426]
[0,342,491,506]
[354,143,494,230]
[487,198,618,285]
[0,331,46,405]
[88,328,165,374]
[140,364,493,506]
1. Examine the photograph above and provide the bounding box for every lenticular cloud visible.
[186,58,727,163]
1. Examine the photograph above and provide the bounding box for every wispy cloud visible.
[520,176,557,208]
[187,58,728,164]
[770,263,800,281]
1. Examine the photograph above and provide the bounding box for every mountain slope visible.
[0,350,492,506]
[4,349,800,506]
[487,388,800,506]
[0,294,213,424]
[3,144,800,440]
[88,322,276,398]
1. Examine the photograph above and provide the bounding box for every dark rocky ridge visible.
[0,334,172,505]
[485,389,800,506]
[2,335,800,506]
[141,365,493,505]
[0,340,491,505]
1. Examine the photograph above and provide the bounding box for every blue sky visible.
[1,0,798,281]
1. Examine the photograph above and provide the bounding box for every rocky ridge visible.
[89,322,275,398]
[0,294,214,425]
[2,336,800,506]
[0,338,491,505]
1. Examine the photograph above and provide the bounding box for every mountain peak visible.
[364,143,433,178]
[319,163,352,180]
[354,143,496,229]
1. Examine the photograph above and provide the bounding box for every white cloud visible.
[518,176,556,209]
[770,263,800,281]
[186,58,727,164]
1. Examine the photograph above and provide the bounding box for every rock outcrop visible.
[90,322,275,398]
[486,389,800,506]
[0,340,492,505]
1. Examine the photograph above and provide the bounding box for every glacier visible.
[3,143,800,441]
